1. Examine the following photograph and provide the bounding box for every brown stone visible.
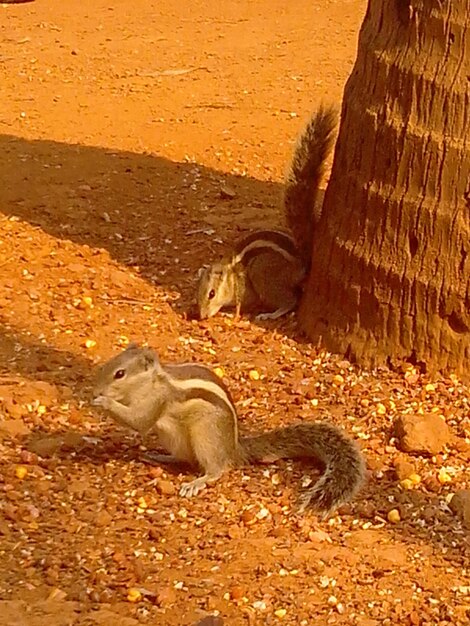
[0,418,31,438]
[27,436,62,457]
[394,413,450,455]
[393,457,415,480]
[2,399,27,420]
[229,585,245,600]
[409,611,421,625]
[46,588,67,602]
[156,479,176,495]
[95,509,112,527]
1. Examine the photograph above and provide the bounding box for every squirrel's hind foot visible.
[179,472,221,498]
[256,305,295,321]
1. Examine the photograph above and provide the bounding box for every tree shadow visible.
[1,132,324,342]
[15,421,470,557]
[357,467,470,556]
[1,132,284,316]
[0,322,90,386]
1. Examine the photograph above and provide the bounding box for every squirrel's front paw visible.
[92,395,111,410]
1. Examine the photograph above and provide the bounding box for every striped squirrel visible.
[92,344,365,516]
[196,104,338,320]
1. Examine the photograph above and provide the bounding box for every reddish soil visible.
[0,1,469,625]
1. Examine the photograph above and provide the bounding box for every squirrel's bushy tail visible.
[239,422,365,516]
[284,104,338,267]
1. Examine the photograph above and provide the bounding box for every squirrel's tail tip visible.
[315,101,340,120]
[304,103,339,145]
[297,454,366,518]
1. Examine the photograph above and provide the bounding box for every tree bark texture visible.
[299,0,470,377]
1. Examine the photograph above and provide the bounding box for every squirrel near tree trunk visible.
[195,103,338,321]
[92,344,366,517]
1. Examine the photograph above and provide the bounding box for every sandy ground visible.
[0,0,469,625]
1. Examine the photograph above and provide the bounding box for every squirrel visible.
[92,344,365,516]
[196,103,338,320]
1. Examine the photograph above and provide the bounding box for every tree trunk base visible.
[299,245,469,378]
[299,0,470,380]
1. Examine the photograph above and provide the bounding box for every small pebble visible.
[15,465,28,479]
[229,585,244,600]
[438,468,452,484]
[156,479,176,495]
[376,402,387,415]
[127,588,142,603]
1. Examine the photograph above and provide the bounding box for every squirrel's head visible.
[196,262,234,319]
[92,343,161,403]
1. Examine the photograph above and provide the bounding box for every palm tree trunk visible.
[299,0,470,377]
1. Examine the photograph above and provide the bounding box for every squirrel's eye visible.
[114,369,126,380]
[208,289,215,300]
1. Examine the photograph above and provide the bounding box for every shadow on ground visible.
[14,420,470,557]
[1,133,285,314]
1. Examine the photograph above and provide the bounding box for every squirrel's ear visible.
[140,348,160,371]
[197,266,205,279]
[126,342,140,351]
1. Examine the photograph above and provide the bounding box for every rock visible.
[394,413,450,455]
[229,585,245,600]
[46,588,67,602]
[393,457,415,480]
[148,528,160,541]
[449,490,470,528]
[27,432,85,457]
[453,438,470,457]
[219,185,236,199]
[61,432,86,450]
[29,380,59,403]
[421,505,440,521]
[2,399,27,420]
[95,509,113,527]
[27,436,62,457]
[156,479,176,496]
[409,611,421,626]
[423,475,441,492]
[0,419,31,438]
[0,518,12,537]
[67,479,90,496]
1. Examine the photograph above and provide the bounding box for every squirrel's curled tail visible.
[284,104,338,268]
[239,422,365,516]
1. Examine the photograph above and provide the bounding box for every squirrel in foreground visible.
[196,104,338,320]
[92,344,365,516]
